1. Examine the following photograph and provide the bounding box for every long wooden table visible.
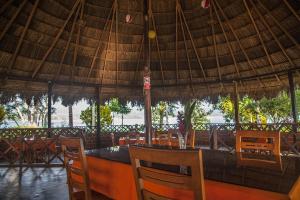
[85,146,300,200]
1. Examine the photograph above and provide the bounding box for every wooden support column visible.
[47,81,52,136]
[96,86,101,148]
[68,105,73,127]
[233,82,240,130]
[144,0,152,144]
[288,71,298,135]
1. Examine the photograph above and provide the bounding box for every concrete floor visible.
[0,167,68,200]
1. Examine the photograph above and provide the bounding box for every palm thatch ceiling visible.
[0,0,299,103]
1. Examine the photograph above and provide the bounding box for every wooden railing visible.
[0,123,299,167]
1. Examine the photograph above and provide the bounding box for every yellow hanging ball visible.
[148,30,156,39]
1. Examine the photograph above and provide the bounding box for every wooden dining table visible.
[84,145,300,200]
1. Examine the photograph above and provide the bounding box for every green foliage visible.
[0,105,5,125]
[216,91,298,123]
[3,95,55,127]
[259,92,291,123]
[184,100,197,131]
[80,105,112,126]
[192,101,212,127]
[152,101,177,125]
[108,98,131,125]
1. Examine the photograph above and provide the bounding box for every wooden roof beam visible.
[250,0,295,69]
[0,0,27,42]
[0,0,14,16]
[70,0,85,83]
[99,5,116,90]
[31,0,81,78]
[283,0,300,23]
[214,0,264,87]
[115,0,119,94]
[176,1,206,81]
[178,5,195,95]
[243,0,284,86]
[209,3,223,91]
[85,3,114,83]
[175,3,179,85]
[212,1,240,78]
[54,6,80,81]
[134,38,144,83]
[149,8,165,87]
[257,1,299,49]
[6,0,40,75]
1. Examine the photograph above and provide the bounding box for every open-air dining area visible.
[1,0,300,199]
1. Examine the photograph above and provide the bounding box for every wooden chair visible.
[60,136,111,200]
[129,146,206,200]
[236,130,280,155]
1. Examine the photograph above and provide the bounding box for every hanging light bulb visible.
[201,0,210,9]
[148,30,156,39]
[125,14,133,23]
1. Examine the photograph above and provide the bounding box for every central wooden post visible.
[144,0,152,144]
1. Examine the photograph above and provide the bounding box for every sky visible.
[52,100,225,127]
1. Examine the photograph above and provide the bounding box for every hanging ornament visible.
[148,30,156,39]
[125,14,133,23]
[201,0,210,9]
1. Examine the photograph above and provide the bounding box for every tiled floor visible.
[0,167,68,200]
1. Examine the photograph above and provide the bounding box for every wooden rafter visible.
[70,0,85,83]
[149,8,165,87]
[178,5,194,95]
[177,1,206,81]
[214,0,264,87]
[175,2,179,85]
[85,3,114,83]
[31,0,81,78]
[0,0,27,42]
[0,0,14,16]
[257,1,299,49]
[243,0,283,85]
[250,0,295,69]
[54,6,80,81]
[283,0,300,23]
[7,0,40,75]
[115,0,119,93]
[134,37,144,83]
[209,3,223,90]
[212,1,240,77]
[99,5,116,90]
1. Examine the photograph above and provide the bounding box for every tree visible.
[108,98,131,125]
[3,95,55,127]
[259,92,291,123]
[0,105,5,126]
[191,101,212,127]
[80,105,112,126]
[152,101,177,126]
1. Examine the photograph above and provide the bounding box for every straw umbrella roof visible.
[0,0,300,104]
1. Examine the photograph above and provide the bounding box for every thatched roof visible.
[0,0,300,104]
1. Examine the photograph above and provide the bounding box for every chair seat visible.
[73,190,112,200]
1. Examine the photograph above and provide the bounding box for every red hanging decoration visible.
[201,0,210,9]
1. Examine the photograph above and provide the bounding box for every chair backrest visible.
[236,130,280,155]
[129,146,206,200]
[60,136,91,200]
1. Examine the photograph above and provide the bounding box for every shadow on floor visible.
[0,167,68,200]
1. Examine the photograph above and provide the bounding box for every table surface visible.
[86,145,300,194]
